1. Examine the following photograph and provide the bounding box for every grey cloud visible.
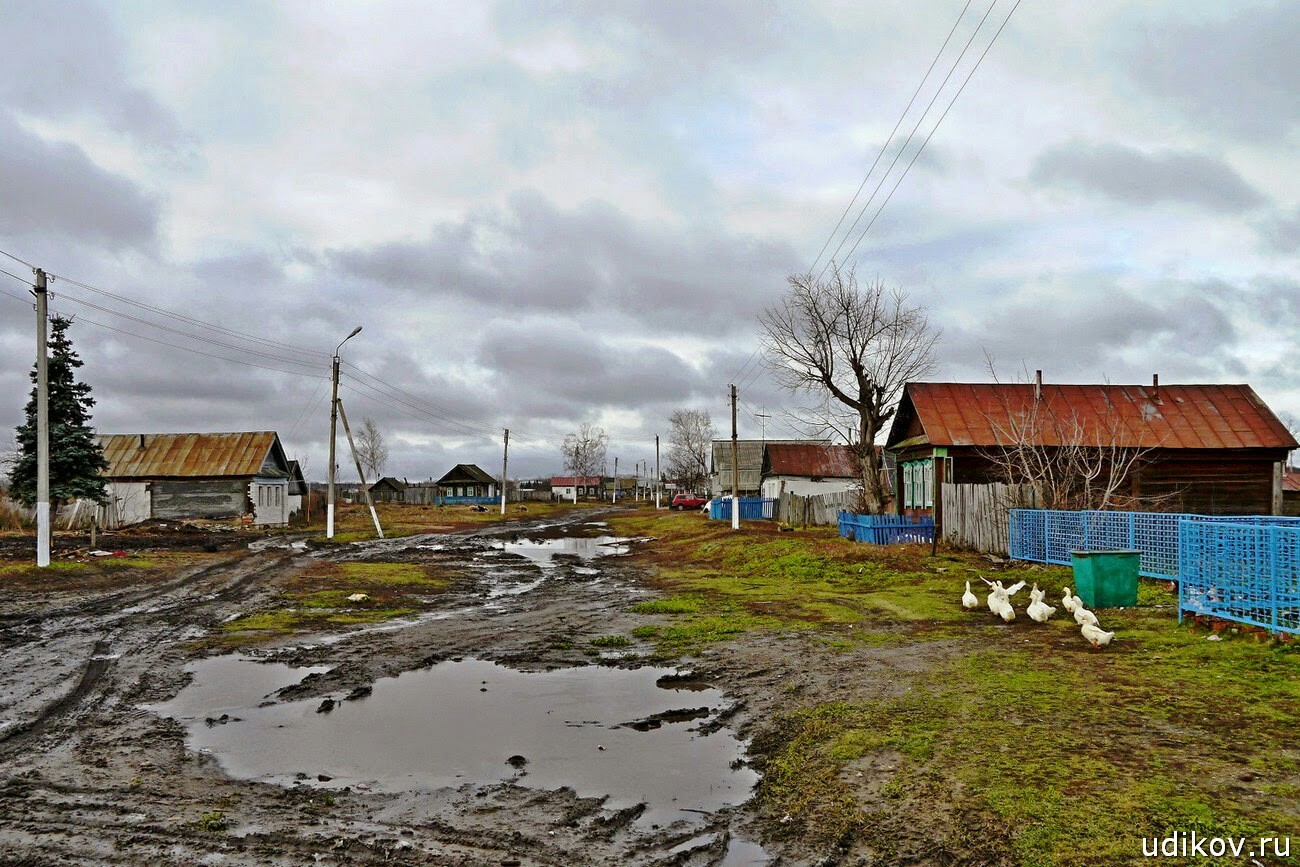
[329,191,797,335]
[1258,207,1300,254]
[1130,3,1300,138]
[1,0,181,146]
[1030,141,1265,213]
[0,114,160,247]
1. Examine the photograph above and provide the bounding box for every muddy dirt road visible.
[0,511,785,866]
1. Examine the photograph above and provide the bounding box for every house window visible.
[902,459,933,509]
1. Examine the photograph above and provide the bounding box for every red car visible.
[671,493,708,510]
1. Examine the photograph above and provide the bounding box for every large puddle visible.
[493,533,631,567]
[151,656,758,827]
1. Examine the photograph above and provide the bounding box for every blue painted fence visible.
[838,512,935,545]
[708,497,776,521]
[1008,509,1300,580]
[1179,519,1300,636]
[435,496,499,506]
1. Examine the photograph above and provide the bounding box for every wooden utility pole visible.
[612,456,619,503]
[500,428,509,516]
[327,354,340,538]
[34,269,50,567]
[655,435,660,509]
[337,399,383,538]
[730,384,739,530]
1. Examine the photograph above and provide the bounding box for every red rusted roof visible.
[888,383,1298,450]
[1285,471,1300,492]
[764,443,859,477]
[97,432,282,478]
[550,476,602,486]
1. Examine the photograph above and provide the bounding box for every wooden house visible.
[710,439,820,497]
[886,378,1298,529]
[437,464,498,499]
[760,443,861,499]
[97,431,293,527]
[286,460,308,517]
[369,476,407,503]
[551,476,602,500]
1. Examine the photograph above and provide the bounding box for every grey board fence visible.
[940,483,1039,554]
[775,490,859,526]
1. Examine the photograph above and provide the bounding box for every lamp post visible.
[327,326,362,539]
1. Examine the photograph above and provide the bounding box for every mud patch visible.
[151,655,758,825]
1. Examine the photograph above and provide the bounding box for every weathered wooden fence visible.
[775,490,859,526]
[941,483,1039,554]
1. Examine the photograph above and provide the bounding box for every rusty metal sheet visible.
[897,383,1297,450]
[764,443,859,478]
[97,431,278,478]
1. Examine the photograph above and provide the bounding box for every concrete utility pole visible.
[337,398,383,538]
[655,435,660,509]
[730,384,739,530]
[500,428,509,516]
[612,456,619,504]
[327,326,361,539]
[34,269,50,568]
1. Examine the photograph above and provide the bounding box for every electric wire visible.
[837,0,1022,266]
[0,248,36,270]
[0,266,35,288]
[807,0,974,277]
[817,0,1000,282]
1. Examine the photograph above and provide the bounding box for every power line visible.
[817,0,1000,283]
[0,248,35,270]
[837,0,1022,266]
[808,0,975,277]
[0,266,35,288]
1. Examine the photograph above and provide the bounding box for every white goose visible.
[962,581,979,610]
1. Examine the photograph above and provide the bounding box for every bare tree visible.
[666,409,715,492]
[977,363,1171,511]
[355,417,389,480]
[561,423,609,495]
[760,267,939,513]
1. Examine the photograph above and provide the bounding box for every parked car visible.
[671,492,708,510]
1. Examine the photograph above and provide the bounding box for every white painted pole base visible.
[327,503,335,539]
[731,509,740,530]
[368,504,384,539]
[36,501,50,567]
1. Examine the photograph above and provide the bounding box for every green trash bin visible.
[1070,550,1139,608]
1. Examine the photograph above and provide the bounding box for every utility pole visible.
[730,384,739,531]
[34,269,50,568]
[326,326,360,539]
[500,428,509,516]
[612,456,619,504]
[337,399,383,538]
[655,435,660,509]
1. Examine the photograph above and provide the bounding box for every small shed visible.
[437,464,498,499]
[97,431,293,527]
[369,476,407,503]
[760,444,861,499]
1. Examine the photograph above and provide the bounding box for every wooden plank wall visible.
[941,482,1039,554]
[776,490,858,526]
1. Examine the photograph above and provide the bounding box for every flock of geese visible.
[962,578,1116,649]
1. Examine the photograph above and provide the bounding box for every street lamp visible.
[327,326,363,539]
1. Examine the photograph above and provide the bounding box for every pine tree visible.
[8,316,108,507]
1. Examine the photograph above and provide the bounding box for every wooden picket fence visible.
[940,482,1039,554]
[775,490,860,527]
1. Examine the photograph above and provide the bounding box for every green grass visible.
[589,634,632,648]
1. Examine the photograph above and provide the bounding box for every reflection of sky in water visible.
[150,656,757,827]
[495,535,630,567]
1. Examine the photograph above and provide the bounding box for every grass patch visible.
[590,634,632,648]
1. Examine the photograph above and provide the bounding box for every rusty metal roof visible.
[97,432,282,478]
[888,383,1298,451]
[764,443,859,478]
[1285,471,1300,492]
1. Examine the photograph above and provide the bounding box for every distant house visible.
[1284,471,1300,517]
[551,476,602,500]
[437,464,498,500]
[710,439,825,497]
[886,379,1298,523]
[97,431,293,527]
[369,476,407,503]
[760,443,862,499]
[286,460,308,517]
[517,478,553,501]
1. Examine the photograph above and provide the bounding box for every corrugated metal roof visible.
[97,432,281,478]
[550,476,602,486]
[889,383,1298,450]
[437,464,497,486]
[765,443,859,478]
[1285,471,1300,493]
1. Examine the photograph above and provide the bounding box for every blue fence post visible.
[1270,525,1280,634]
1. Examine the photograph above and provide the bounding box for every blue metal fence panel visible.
[837,512,935,545]
[435,496,499,506]
[708,497,776,521]
[1009,509,1300,580]
[1179,519,1300,636]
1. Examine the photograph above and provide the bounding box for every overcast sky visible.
[2,0,1298,481]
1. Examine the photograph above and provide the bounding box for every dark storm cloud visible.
[2,0,181,146]
[329,191,798,335]
[1029,141,1265,213]
[1129,2,1300,138]
[0,114,160,247]
[940,278,1241,383]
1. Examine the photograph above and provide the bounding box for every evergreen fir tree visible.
[8,316,108,507]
